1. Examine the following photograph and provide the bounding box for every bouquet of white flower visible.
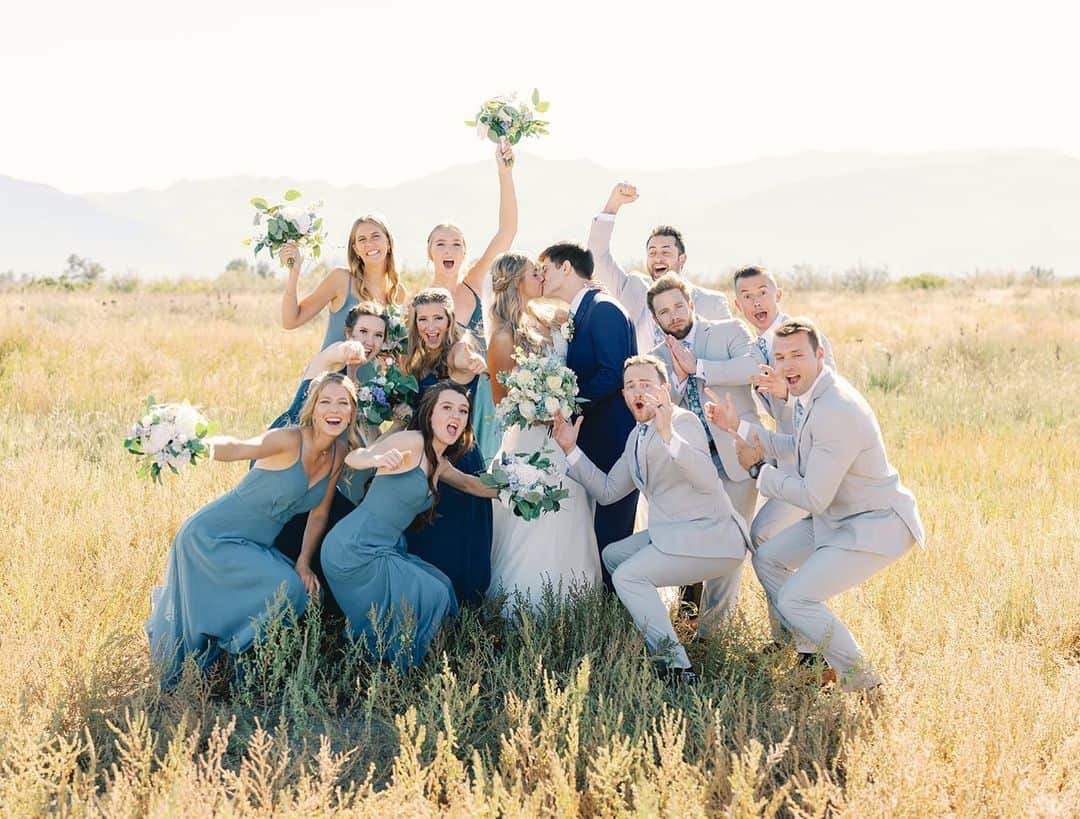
[480,448,570,521]
[465,89,550,166]
[382,303,409,355]
[123,398,217,483]
[244,190,326,262]
[356,364,420,425]
[495,349,583,430]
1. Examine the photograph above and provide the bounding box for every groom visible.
[540,242,638,586]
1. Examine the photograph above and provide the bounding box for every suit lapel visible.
[796,369,833,472]
[692,320,709,360]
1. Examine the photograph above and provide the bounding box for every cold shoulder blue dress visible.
[403,373,493,606]
[321,465,458,670]
[146,440,333,687]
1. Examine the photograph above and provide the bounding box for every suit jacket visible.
[747,369,925,557]
[568,408,749,559]
[651,317,761,481]
[565,287,637,470]
[754,312,836,436]
[587,217,731,355]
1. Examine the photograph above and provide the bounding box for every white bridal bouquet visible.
[465,89,550,165]
[244,190,326,263]
[495,349,583,430]
[382,303,409,356]
[480,448,570,521]
[123,398,217,483]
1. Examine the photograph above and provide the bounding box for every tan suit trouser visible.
[604,532,743,670]
[751,517,912,690]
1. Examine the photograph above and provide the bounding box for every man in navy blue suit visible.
[539,242,638,588]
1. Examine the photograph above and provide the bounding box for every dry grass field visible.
[0,282,1077,816]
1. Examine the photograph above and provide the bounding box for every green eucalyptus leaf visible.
[250,197,269,210]
[283,189,302,201]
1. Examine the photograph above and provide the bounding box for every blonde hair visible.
[403,288,465,380]
[297,371,363,453]
[346,216,406,306]
[426,223,466,256]
[489,253,547,355]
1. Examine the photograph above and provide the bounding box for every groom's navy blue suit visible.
[566,287,638,587]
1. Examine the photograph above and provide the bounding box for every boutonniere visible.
[561,317,575,342]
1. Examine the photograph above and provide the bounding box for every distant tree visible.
[62,254,104,285]
[255,260,273,279]
[225,258,251,273]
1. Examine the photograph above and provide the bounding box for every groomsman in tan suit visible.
[587,182,732,355]
[553,356,749,683]
[645,273,761,622]
[706,319,925,690]
[730,266,835,547]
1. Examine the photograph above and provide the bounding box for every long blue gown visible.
[321,466,458,670]
[146,441,332,687]
[404,373,493,606]
[457,283,501,465]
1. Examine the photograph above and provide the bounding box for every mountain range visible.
[4,149,1079,279]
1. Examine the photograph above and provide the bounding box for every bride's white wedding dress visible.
[486,333,601,612]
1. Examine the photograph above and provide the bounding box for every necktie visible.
[652,320,666,347]
[682,341,728,479]
[633,423,649,484]
[793,399,805,435]
[757,335,769,364]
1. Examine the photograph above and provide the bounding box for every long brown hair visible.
[403,287,465,380]
[489,252,548,355]
[346,215,406,306]
[409,380,475,525]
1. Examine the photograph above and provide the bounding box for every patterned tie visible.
[793,399,805,435]
[633,423,649,484]
[757,335,769,364]
[682,342,728,479]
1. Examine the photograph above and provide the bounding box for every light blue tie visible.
[793,399,805,435]
[633,423,648,484]
[653,321,666,347]
[757,335,769,364]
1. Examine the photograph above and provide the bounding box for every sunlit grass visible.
[0,286,1077,816]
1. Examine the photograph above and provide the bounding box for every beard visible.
[664,319,693,341]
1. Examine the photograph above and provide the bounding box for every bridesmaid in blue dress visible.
[146,372,358,687]
[267,301,389,431]
[321,381,497,670]
[399,289,494,605]
[426,138,518,465]
[277,214,406,352]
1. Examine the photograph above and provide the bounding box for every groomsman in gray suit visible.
[645,273,761,622]
[553,356,749,683]
[706,319,925,690]
[587,182,732,356]
[731,266,835,548]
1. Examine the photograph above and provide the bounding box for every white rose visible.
[519,400,536,421]
[516,370,534,386]
[515,464,544,485]
[147,422,176,455]
[280,206,311,234]
[172,403,202,439]
[545,375,563,391]
[358,387,372,402]
[560,401,574,418]
[544,396,560,416]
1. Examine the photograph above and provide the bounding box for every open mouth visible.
[652,265,668,277]
[324,415,345,431]
[633,400,645,411]
[786,374,801,387]
[441,259,455,270]
[424,332,441,346]
[365,249,381,258]
[753,309,769,323]
[446,420,461,438]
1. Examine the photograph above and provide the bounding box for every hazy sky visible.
[6,0,1079,193]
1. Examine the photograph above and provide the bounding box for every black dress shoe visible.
[653,661,698,686]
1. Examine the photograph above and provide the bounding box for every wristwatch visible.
[748,459,766,480]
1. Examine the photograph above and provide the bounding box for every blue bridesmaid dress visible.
[146,438,333,687]
[321,465,458,670]
[404,373,493,606]
[320,286,359,351]
[457,283,501,465]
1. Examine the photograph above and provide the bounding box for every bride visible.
[484,253,601,612]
